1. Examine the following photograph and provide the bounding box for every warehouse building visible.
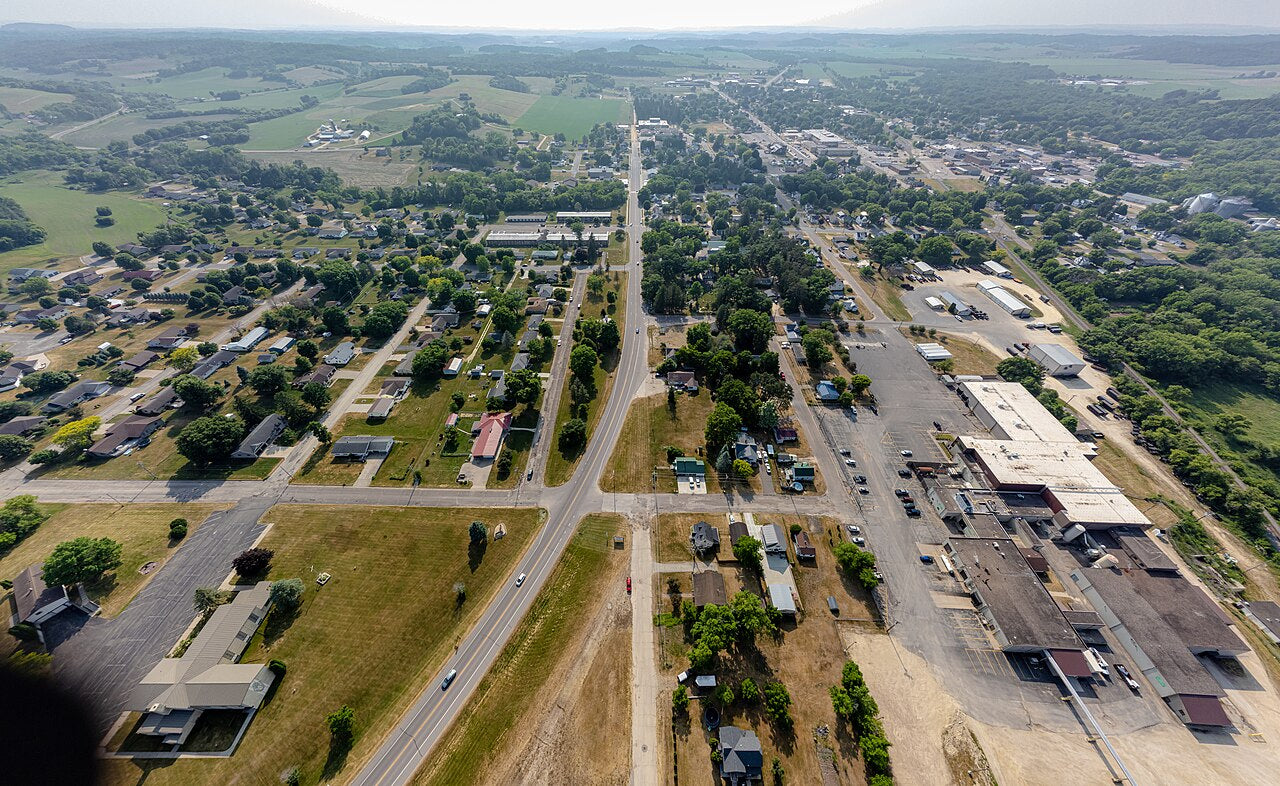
[982,260,1013,278]
[939,290,971,315]
[958,381,1085,446]
[1028,344,1085,377]
[977,280,1031,317]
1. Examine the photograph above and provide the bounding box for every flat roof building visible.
[945,537,1083,653]
[959,380,1085,447]
[977,280,1031,317]
[1028,344,1086,377]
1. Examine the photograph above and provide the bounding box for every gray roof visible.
[132,582,275,716]
[331,435,394,459]
[232,414,285,459]
[0,416,45,436]
[137,386,179,415]
[367,396,395,419]
[11,564,68,623]
[323,341,356,366]
[768,584,796,613]
[718,726,763,779]
[690,521,720,553]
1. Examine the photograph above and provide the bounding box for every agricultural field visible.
[0,85,67,113]
[99,504,544,786]
[118,67,282,99]
[57,111,242,148]
[0,171,166,273]
[515,95,630,140]
[246,148,418,188]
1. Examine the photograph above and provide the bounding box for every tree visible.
[64,315,94,336]
[326,705,356,748]
[362,300,409,340]
[916,235,954,267]
[727,308,774,353]
[732,535,763,572]
[468,520,488,544]
[996,356,1045,395]
[21,370,74,394]
[762,681,793,728]
[169,518,188,539]
[704,402,743,454]
[672,684,689,714]
[411,342,449,381]
[558,417,588,451]
[248,364,290,395]
[19,277,52,297]
[172,375,223,411]
[732,459,755,478]
[490,305,520,335]
[848,374,872,397]
[175,416,245,465]
[52,417,101,452]
[301,381,331,409]
[106,367,135,387]
[833,542,880,590]
[802,330,834,368]
[296,339,319,360]
[41,537,122,587]
[193,587,226,615]
[167,345,200,372]
[270,578,305,610]
[0,434,33,462]
[232,547,274,577]
[505,368,541,406]
[739,677,761,705]
[569,344,598,382]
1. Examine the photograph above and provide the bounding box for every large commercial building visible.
[959,380,1085,447]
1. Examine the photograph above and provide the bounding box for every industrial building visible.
[959,381,1084,446]
[982,260,1013,278]
[924,295,945,311]
[977,280,1031,317]
[222,326,269,353]
[1028,344,1085,377]
[938,290,971,315]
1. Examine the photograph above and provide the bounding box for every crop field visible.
[176,82,345,113]
[422,74,545,120]
[247,148,418,187]
[59,111,241,148]
[0,171,166,272]
[515,95,629,139]
[119,66,278,98]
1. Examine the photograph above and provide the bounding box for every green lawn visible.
[515,95,629,140]
[59,112,243,148]
[0,86,67,113]
[0,503,228,618]
[602,389,721,493]
[100,504,544,786]
[121,67,277,98]
[0,171,167,273]
[413,514,625,786]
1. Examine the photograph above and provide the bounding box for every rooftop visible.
[960,380,1083,446]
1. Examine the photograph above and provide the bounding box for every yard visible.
[602,390,720,493]
[0,171,167,273]
[854,268,911,321]
[921,331,1004,376]
[545,272,627,486]
[413,514,629,785]
[0,502,228,618]
[99,504,544,786]
[656,512,873,786]
[515,95,630,140]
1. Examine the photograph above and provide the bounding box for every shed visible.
[767,584,797,616]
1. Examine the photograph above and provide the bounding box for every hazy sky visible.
[8,0,1280,30]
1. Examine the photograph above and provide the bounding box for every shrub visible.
[269,659,287,677]
[169,518,188,539]
[672,684,689,714]
[232,547,273,577]
[269,578,305,610]
[8,622,38,641]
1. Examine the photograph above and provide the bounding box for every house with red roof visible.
[471,412,512,460]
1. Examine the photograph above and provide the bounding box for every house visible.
[325,248,351,259]
[768,584,798,617]
[760,524,786,554]
[294,364,336,389]
[525,297,548,315]
[136,387,180,416]
[8,268,57,283]
[292,247,319,260]
[795,531,816,561]
[221,286,251,306]
[471,411,512,460]
[444,357,463,377]
[131,582,276,745]
[815,380,841,402]
[232,414,285,459]
[63,270,103,287]
[692,571,727,609]
[191,349,236,380]
[772,426,797,443]
[791,463,816,484]
[380,378,410,399]
[122,269,164,282]
[734,434,760,466]
[10,564,71,628]
[117,243,151,257]
[718,726,764,785]
[690,521,720,555]
[331,435,394,461]
[323,341,356,367]
[0,367,22,392]
[43,380,112,413]
[510,352,530,372]
[394,351,418,377]
[120,350,160,372]
[268,337,295,355]
[367,396,395,420]
[729,518,749,545]
[148,326,191,350]
[666,370,698,391]
[486,370,507,402]
[87,415,162,459]
[0,416,46,436]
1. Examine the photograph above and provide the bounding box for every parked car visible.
[898,468,912,478]
[895,489,909,497]
[919,555,934,564]
[900,449,913,457]
[846,525,861,535]
[858,486,870,494]
[845,458,856,466]
[626,577,632,594]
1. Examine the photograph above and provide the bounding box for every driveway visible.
[47,495,274,733]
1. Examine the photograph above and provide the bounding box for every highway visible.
[347,115,651,786]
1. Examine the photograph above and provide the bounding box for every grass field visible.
[0,503,228,618]
[515,95,629,140]
[602,389,719,493]
[413,514,627,785]
[0,171,166,272]
[121,67,277,98]
[0,86,67,113]
[925,332,1003,376]
[857,268,911,321]
[100,504,544,786]
[545,272,627,486]
[59,111,242,148]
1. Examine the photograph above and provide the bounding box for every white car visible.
[900,450,913,457]
[844,458,856,466]
[516,573,526,587]
[765,464,772,475]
